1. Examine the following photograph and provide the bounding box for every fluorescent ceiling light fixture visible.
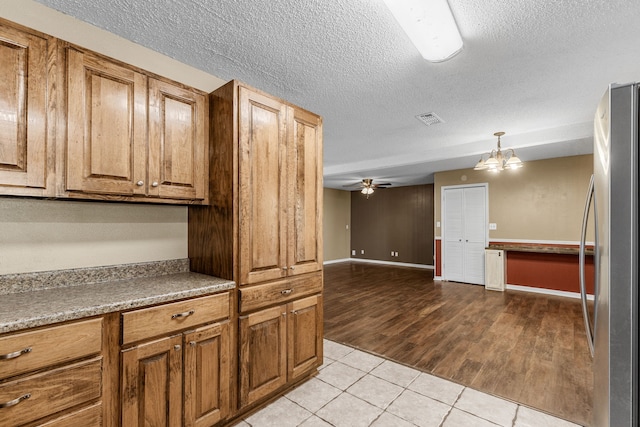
[383,0,463,62]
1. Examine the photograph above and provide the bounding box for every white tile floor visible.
[234,339,583,427]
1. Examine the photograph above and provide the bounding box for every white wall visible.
[0,1,226,275]
[0,199,187,274]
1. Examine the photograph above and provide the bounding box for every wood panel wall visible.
[350,184,434,265]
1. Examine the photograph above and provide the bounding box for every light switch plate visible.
[489,223,497,230]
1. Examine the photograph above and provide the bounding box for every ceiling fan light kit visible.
[344,178,392,199]
[383,0,463,63]
[473,132,524,172]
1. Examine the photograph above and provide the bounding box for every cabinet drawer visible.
[239,273,322,313]
[0,357,102,426]
[122,292,230,345]
[38,402,102,427]
[0,318,103,380]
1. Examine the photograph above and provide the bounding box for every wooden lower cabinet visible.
[0,318,104,426]
[288,295,323,381]
[184,322,230,427]
[121,335,183,427]
[120,295,231,427]
[239,305,287,407]
[239,294,322,409]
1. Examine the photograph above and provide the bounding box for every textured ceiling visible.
[35,0,640,188]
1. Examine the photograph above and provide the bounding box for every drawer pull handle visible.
[0,347,32,360]
[281,289,293,295]
[0,393,31,409]
[171,310,195,319]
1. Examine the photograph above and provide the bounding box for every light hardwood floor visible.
[323,262,593,426]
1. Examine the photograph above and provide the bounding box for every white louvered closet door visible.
[462,186,487,284]
[442,185,487,285]
[443,188,465,282]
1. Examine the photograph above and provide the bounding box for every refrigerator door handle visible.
[580,174,595,357]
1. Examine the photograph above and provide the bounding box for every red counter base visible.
[434,239,595,294]
[506,251,594,294]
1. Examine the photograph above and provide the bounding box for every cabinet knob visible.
[290,266,295,270]
[174,345,181,351]
[189,341,196,347]
[136,180,144,186]
[151,181,159,187]
[281,289,293,295]
[282,266,288,270]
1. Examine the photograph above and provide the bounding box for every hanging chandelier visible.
[473,132,523,172]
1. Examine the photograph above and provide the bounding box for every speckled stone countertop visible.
[0,259,235,334]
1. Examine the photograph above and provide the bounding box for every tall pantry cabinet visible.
[188,80,323,413]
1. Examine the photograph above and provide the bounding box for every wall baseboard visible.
[323,258,352,265]
[506,284,594,300]
[324,258,434,270]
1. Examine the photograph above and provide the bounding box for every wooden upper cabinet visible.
[288,108,323,276]
[64,46,207,204]
[235,85,323,285]
[149,78,207,201]
[66,48,147,197]
[238,87,289,285]
[0,21,52,196]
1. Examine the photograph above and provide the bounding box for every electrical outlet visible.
[361,249,365,255]
[391,251,394,256]
[346,224,349,230]
[395,251,399,257]
[351,249,356,256]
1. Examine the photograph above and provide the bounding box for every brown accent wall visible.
[351,184,434,265]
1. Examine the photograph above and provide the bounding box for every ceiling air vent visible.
[415,112,444,126]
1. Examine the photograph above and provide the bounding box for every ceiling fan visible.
[343,178,392,198]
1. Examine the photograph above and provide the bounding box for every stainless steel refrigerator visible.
[580,83,638,426]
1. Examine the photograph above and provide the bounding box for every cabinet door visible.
[183,322,230,427]
[121,335,182,427]
[66,48,147,196]
[148,78,206,201]
[442,186,487,285]
[287,294,323,381]
[238,305,287,408]
[443,188,464,282]
[462,186,487,285]
[238,87,288,285]
[0,23,50,196]
[287,108,323,276]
